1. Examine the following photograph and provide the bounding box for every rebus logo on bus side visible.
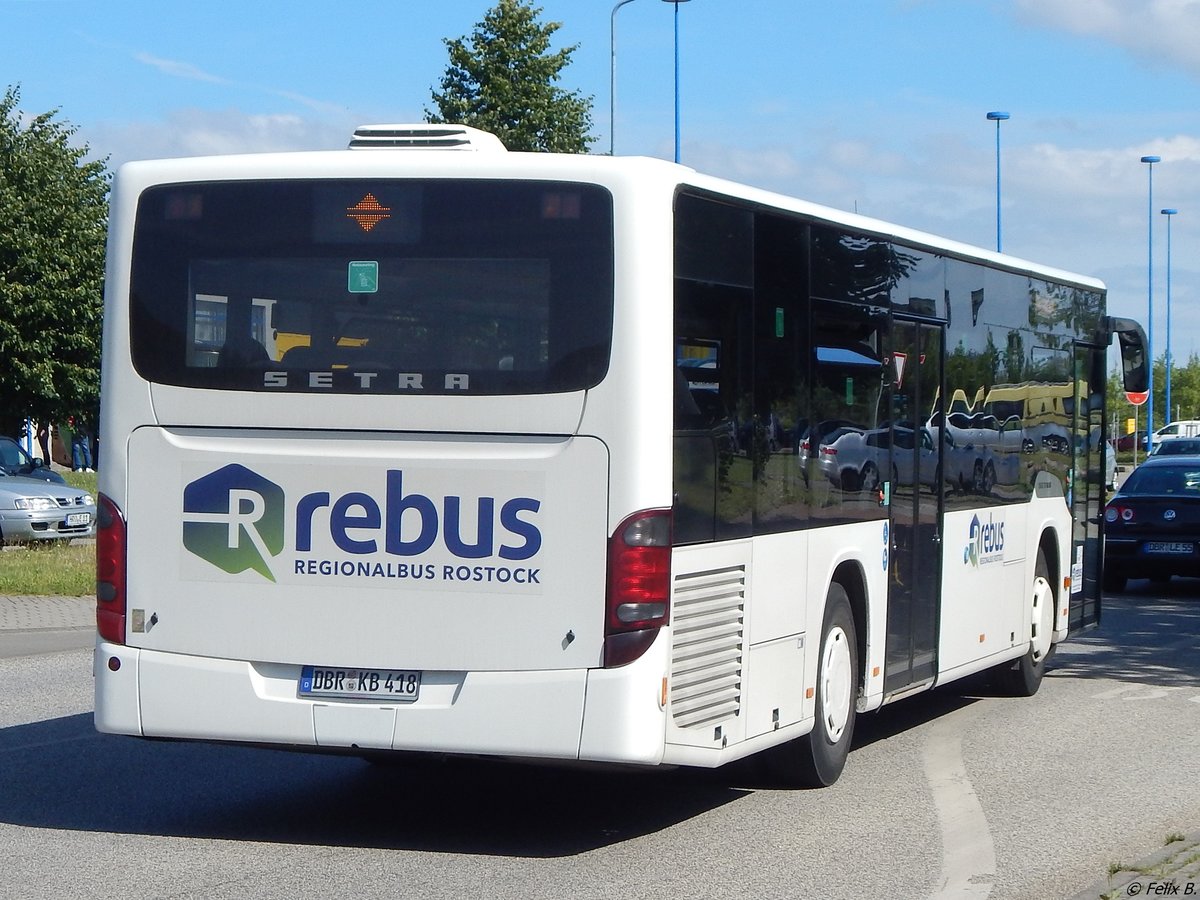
[183,464,286,582]
[963,513,1005,568]
[182,464,543,583]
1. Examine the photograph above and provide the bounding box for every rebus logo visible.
[963,513,1005,568]
[295,470,541,560]
[183,464,286,582]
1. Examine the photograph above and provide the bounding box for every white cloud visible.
[1013,0,1200,76]
[81,108,357,167]
[132,49,344,116]
[133,53,229,85]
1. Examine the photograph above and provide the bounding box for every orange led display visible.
[346,193,392,232]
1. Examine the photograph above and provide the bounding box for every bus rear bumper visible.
[94,640,668,765]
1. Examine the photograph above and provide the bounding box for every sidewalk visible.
[0,594,95,631]
[0,594,95,657]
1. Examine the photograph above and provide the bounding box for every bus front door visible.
[885,320,945,693]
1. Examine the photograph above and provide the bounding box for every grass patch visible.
[60,470,98,495]
[1100,833,1200,899]
[0,541,95,596]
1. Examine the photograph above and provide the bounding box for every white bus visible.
[94,124,1147,786]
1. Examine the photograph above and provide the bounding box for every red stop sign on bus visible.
[1126,391,1149,406]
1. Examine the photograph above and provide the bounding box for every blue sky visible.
[7,0,1200,379]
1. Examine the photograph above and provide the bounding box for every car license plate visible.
[298,666,421,701]
[1144,541,1194,554]
[65,513,91,527]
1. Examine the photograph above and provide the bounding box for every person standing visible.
[69,416,94,472]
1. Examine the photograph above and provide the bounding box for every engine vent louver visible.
[669,565,745,729]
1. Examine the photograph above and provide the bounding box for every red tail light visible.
[1104,505,1135,524]
[604,509,671,667]
[96,494,127,644]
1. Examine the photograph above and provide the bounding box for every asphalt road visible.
[0,586,1197,900]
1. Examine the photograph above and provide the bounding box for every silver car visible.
[0,473,96,544]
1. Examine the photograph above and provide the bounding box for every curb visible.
[1066,831,1200,899]
[0,595,95,632]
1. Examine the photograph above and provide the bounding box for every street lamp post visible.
[609,0,640,157]
[1142,155,1161,450]
[1162,207,1178,422]
[986,112,1010,253]
[662,0,691,164]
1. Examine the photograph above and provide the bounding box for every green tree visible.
[1107,351,1200,444]
[426,0,595,153]
[0,85,109,438]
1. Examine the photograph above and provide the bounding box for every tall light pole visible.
[1142,155,1161,450]
[986,112,1010,253]
[1162,207,1178,422]
[609,0,640,157]
[662,0,691,164]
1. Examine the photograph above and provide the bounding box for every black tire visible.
[762,583,858,787]
[998,548,1054,697]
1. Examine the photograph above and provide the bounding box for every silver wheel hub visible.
[821,625,853,741]
[1030,574,1054,662]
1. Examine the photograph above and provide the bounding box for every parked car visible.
[1149,437,1200,457]
[821,424,965,494]
[0,472,96,545]
[1115,432,1138,452]
[1105,440,1117,490]
[1102,455,1200,591]
[0,436,66,484]
[797,419,860,480]
[1145,420,1200,452]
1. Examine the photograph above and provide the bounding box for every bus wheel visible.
[763,583,858,787]
[998,548,1054,697]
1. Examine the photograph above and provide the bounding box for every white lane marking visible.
[1091,684,1179,701]
[923,718,995,899]
[1090,684,1142,700]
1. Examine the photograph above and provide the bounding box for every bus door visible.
[885,319,945,693]
[1071,340,1106,629]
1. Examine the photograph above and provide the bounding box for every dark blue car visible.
[0,436,66,484]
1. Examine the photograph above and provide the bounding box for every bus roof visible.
[115,125,1105,295]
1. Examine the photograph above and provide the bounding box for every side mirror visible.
[1103,316,1149,394]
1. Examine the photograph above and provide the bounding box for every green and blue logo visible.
[183,464,286,582]
[963,513,1005,568]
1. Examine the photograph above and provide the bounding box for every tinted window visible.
[129,180,614,395]
[1123,464,1200,495]
[1154,439,1200,456]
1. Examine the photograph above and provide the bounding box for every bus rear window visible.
[128,180,614,395]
